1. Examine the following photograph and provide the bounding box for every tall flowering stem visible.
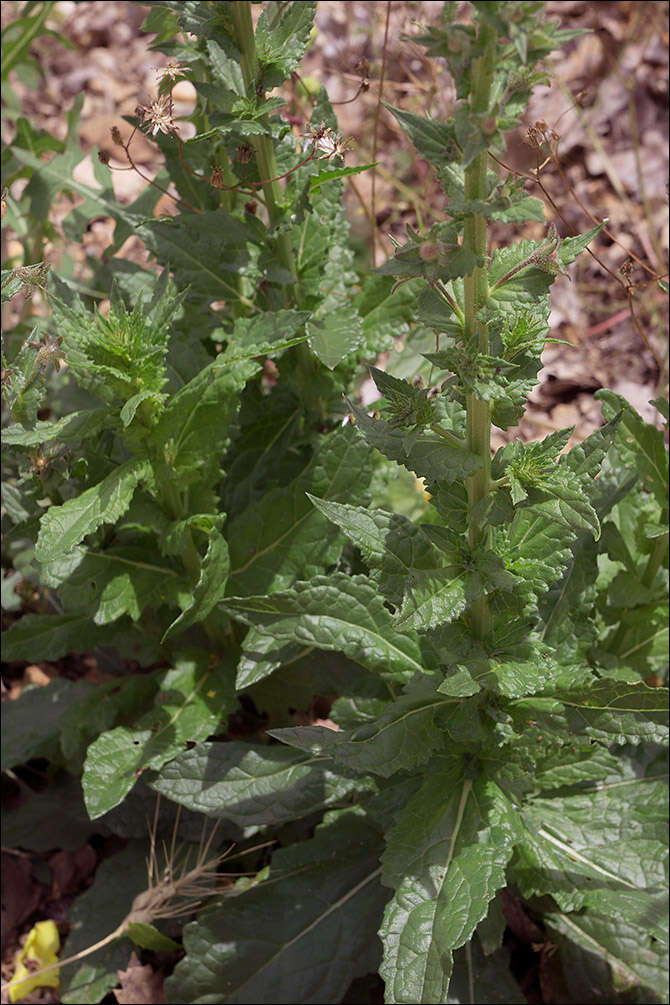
[463,23,497,640]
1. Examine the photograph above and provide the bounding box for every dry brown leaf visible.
[114,952,167,1005]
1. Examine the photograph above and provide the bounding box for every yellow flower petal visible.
[9,920,60,1003]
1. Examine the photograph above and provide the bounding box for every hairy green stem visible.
[230,2,297,297]
[231,1,322,417]
[463,23,496,640]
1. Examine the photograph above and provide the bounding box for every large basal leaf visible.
[149,740,372,829]
[1,679,93,771]
[511,773,668,912]
[543,897,668,1005]
[223,573,425,683]
[379,758,520,1004]
[227,428,372,596]
[165,809,387,1004]
[505,679,668,755]
[82,655,236,818]
[1,613,123,662]
[351,403,481,485]
[35,458,150,564]
[58,842,149,1005]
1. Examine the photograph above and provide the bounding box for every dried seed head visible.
[98,150,110,165]
[210,166,225,189]
[620,260,633,283]
[238,144,252,164]
[526,125,543,148]
[110,126,124,146]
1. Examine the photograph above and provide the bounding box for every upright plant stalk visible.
[463,23,496,640]
[231,1,323,416]
[230,2,297,297]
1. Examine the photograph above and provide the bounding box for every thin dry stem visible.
[1,803,269,999]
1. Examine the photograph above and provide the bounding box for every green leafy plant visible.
[2,3,668,1004]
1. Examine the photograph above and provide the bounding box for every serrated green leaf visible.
[226,308,311,360]
[508,679,668,751]
[139,210,260,302]
[2,409,110,447]
[309,162,377,192]
[351,403,480,485]
[224,573,425,683]
[384,103,458,165]
[255,0,317,88]
[274,676,460,779]
[397,546,517,633]
[82,655,236,818]
[44,546,187,622]
[306,249,365,368]
[35,458,150,564]
[125,922,180,952]
[597,389,669,505]
[512,772,668,916]
[162,529,229,641]
[380,760,519,1004]
[205,38,245,97]
[544,898,668,1004]
[307,497,439,606]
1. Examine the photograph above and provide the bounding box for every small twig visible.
[332,80,368,105]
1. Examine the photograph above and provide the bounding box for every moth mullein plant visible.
[1,2,667,1004]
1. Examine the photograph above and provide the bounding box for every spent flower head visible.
[138,94,178,137]
[305,121,351,162]
[156,60,188,83]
